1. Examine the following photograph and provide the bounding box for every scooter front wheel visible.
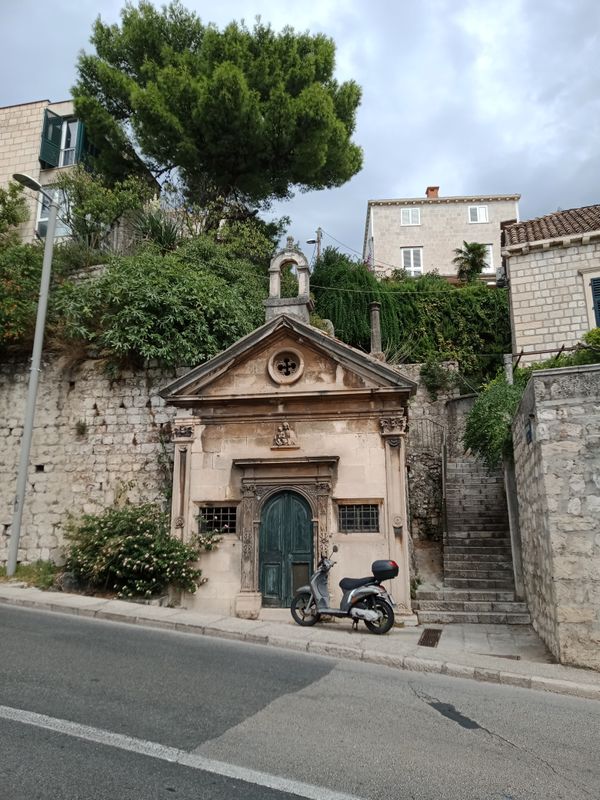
[291,592,321,626]
[364,597,395,635]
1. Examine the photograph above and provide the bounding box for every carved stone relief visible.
[272,421,299,449]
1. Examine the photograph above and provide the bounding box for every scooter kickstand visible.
[351,618,359,632]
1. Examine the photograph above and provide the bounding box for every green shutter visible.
[39,109,62,167]
[592,277,600,327]
[74,121,85,164]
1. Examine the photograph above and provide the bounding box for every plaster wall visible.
[182,416,404,615]
[512,365,600,669]
[507,241,600,362]
[369,198,518,278]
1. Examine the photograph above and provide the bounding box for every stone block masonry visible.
[512,364,600,670]
[0,358,180,564]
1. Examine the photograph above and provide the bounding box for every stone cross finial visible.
[286,235,295,251]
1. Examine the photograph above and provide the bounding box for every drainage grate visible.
[418,628,443,648]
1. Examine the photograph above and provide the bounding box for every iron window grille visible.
[338,504,380,533]
[198,506,237,534]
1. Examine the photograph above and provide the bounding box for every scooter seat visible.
[339,576,376,591]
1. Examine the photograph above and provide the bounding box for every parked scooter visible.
[290,548,398,634]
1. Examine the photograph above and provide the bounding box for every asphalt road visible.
[1,605,599,800]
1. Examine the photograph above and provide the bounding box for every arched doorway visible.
[259,491,313,607]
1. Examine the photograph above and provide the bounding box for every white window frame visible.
[401,247,423,276]
[400,207,420,226]
[482,244,494,273]
[36,187,70,239]
[468,205,488,223]
[59,118,80,167]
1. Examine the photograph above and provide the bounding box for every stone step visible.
[416,589,516,602]
[445,577,515,590]
[445,546,512,556]
[444,565,513,577]
[416,610,531,625]
[443,552,512,562]
[444,530,510,547]
[414,599,529,613]
[444,568,514,580]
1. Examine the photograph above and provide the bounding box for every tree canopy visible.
[73,1,363,221]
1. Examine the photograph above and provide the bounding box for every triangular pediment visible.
[160,316,416,405]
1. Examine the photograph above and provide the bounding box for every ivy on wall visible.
[311,248,511,387]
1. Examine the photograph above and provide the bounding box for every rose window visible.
[268,349,304,385]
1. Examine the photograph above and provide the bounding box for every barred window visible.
[338,504,379,533]
[198,506,237,534]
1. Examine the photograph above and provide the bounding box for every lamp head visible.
[13,173,42,192]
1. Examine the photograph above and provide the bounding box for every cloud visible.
[1,0,599,255]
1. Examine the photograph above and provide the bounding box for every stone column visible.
[380,414,411,612]
[235,482,262,619]
[170,421,194,538]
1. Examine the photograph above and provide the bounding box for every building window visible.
[198,506,237,534]
[400,207,420,226]
[401,247,423,276]
[338,504,380,533]
[483,244,494,273]
[36,187,70,239]
[468,205,488,223]
[40,108,84,169]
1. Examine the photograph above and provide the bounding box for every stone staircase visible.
[414,459,530,624]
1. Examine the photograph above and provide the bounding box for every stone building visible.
[512,365,600,669]
[160,242,417,619]
[362,186,519,279]
[0,99,85,241]
[503,205,600,363]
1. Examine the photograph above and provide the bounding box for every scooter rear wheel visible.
[364,597,394,635]
[291,592,321,626]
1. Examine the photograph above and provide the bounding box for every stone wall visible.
[506,240,600,363]
[0,357,178,564]
[512,365,600,669]
[401,363,459,540]
[0,99,75,242]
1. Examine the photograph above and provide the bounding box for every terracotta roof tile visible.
[504,204,600,246]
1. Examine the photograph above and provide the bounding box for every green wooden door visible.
[259,491,313,607]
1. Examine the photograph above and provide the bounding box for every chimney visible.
[369,302,384,359]
[426,186,439,199]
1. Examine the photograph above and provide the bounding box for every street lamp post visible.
[6,174,59,576]
[306,227,322,260]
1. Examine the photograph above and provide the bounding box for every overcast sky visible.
[1,0,599,259]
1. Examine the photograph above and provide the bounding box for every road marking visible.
[0,704,363,800]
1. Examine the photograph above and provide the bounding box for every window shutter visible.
[39,109,62,168]
[74,121,85,164]
[592,277,600,326]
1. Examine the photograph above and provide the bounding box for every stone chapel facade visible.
[161,242,416,619]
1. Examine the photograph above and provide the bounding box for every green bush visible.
[54,236,267,369]
[64,504,202,598]
[464,328,600,467]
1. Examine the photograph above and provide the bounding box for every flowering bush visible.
[64,504,201,598]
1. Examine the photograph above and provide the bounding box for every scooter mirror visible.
[332,545,338,553]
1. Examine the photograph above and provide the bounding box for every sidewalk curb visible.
[2,593,599,702]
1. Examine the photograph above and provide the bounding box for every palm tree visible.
[452,241,488,283]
